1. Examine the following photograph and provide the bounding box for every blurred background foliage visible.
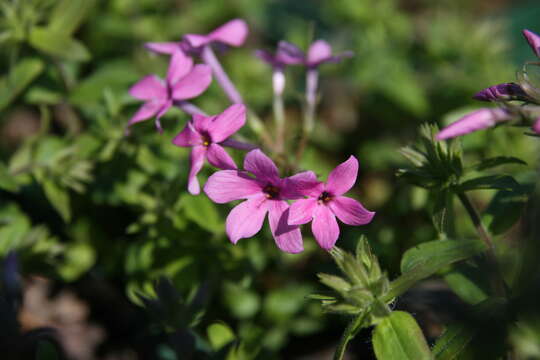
[0,0,539,358]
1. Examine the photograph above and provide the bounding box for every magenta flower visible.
[172,104,247,194]
[145,19,248,56]
[473,83,529,102]
[523,29,540,58]
[267,40,353,69]
[128,50,212,133]
[204,149,317,253]
[436,108,512,140]
[288,156,375,250]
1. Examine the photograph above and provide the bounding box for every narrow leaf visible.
[49,0,96,35]
[373,311,432,360]
[432,323,475,360]
[458,175,520,192]
[471,156,526,171]
[29,27,90,61]
[0,58,44,110]
[42,180,71,222]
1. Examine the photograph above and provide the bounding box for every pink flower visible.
[436,108,512,140]
[172,104,247,195]
[128,50,212,133]
[288,156,375,250]
[523,29,540,58]
[268,40,353,69]
[145,19,248,55]
[204,149,316,253]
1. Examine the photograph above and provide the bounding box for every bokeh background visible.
[1,0,539,358]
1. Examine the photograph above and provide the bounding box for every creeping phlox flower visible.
[204,149,318,253]
[172,104,247,195]
[437,29,540,140]
[266,40,353,69]
[128,50,212,133]
[288,156,375,250]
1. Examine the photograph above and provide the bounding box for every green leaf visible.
[471,156,526,171]
[458,175,520,192]
[373,311,432,360]
[207,322,236,351]
[384,239,486,300]
[483,188,530,235]
[182,194,222,233]
[49,0,96,35]
[430,188,452,236]
[0,162,18,192]
[432,323,475,360]
[42,180,71,222]
[443,264,489,305]
[29,27,90,61]
[58,241,96,281]
[0,58,45,110]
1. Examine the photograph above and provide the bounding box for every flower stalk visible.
[201,45,243,104]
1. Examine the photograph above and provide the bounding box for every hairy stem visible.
[334,311,367,360]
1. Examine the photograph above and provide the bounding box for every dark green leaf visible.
[432,323,475,360]
[42,180,71,222]
[443,263,489,305]
[0,58,45,110]
[49,0,96,35]
[483,188,530,235]
[0,162,18,192]
[372,311,432,360]
[29,27,90,61]
[36,340,60,360]
[458,175,520,192]
[471,156,526,171]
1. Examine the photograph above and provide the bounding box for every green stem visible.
[457,192,507,298]
[334,311,367,360]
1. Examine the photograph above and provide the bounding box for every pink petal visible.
[187,145,207,195]
[268,200,304,253]
[206,144,237,170]
[436,108,511,140]
[282,171,323,199]
[288,198,317,225]
[326,156,359,196]
[312,205,339,250]
[220,138,258,150]
[204,170,262,203]
[533,117,540,134]
[172,64,213,100]
[172,121,202,147]
[193,114,214,134]
[243,149,280,183]
[328,196,375,226]
[128,99,165,127]
[166,49,194,85]
[184,34,211,48]
[523,29,540,58]
[307,40,332,66]
[226,195,268,244]
[208,19,249,47]
[207,104,246,143]
[129,75,166,100]
[144,42,181,55]
[276,41,305,65]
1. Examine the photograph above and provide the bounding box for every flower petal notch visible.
[523,29,540,58]
[436,108,512,140]
[288,156,375,250]
[172,104,248,194]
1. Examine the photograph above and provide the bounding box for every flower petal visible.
[172,64,213,100]
[208,19,249,47]
[276,41,305,65]
[312,205,339,250]
[226,195,268,244]
[187,145,207,195]
[436,108,511,140]
[473,83,528,102]
[144,42,181,55]
[328,196,375,226]
[128,100,165,127]
[282,171,323,199]
[268,200,304,253]
[288,198,317,225]
[193,114,214,134]
[243,149,280,183]
[129,75,166,100]
[307,40,332,67]
[206,144,237,170]
[204,170,262,203]
[523,29,540,58]
[207,104,246,143]
[166,49,194,85]
[326,156,359,196]
[172,121,202,147]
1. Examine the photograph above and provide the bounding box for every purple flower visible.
[436,108,512,140]
[473,83,529,102]
[128,50,212,133]
[172,104,247,195]
[204,149,317,253]
[288,156,375,250]
[523,29,540,58]
[145,19,248,56]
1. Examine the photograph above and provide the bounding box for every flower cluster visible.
[128,19,374,253]
[437,29,540,140]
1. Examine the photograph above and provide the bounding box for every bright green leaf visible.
[29,27,90,61]
[0,58,45,110]
[0,162,18,192]
[207,322,236,351]
[182,194,222,233]
[49,0,96,35]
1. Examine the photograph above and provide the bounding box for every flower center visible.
[318,191,333,204]
[263,184,280,199]
[201,133,211,147]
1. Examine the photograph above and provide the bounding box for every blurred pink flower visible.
[473,83,529,102]
[204,149,316,253]
[288,156,375,250]
[523,29,540,58]
[533,117,540,134]
[172,104,247,194]
[436,108,512,140]
[128,50,212,132]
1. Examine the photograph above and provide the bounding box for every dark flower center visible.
[318,191,333,204]
[201,133,211,147]
[263,184,280,199]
